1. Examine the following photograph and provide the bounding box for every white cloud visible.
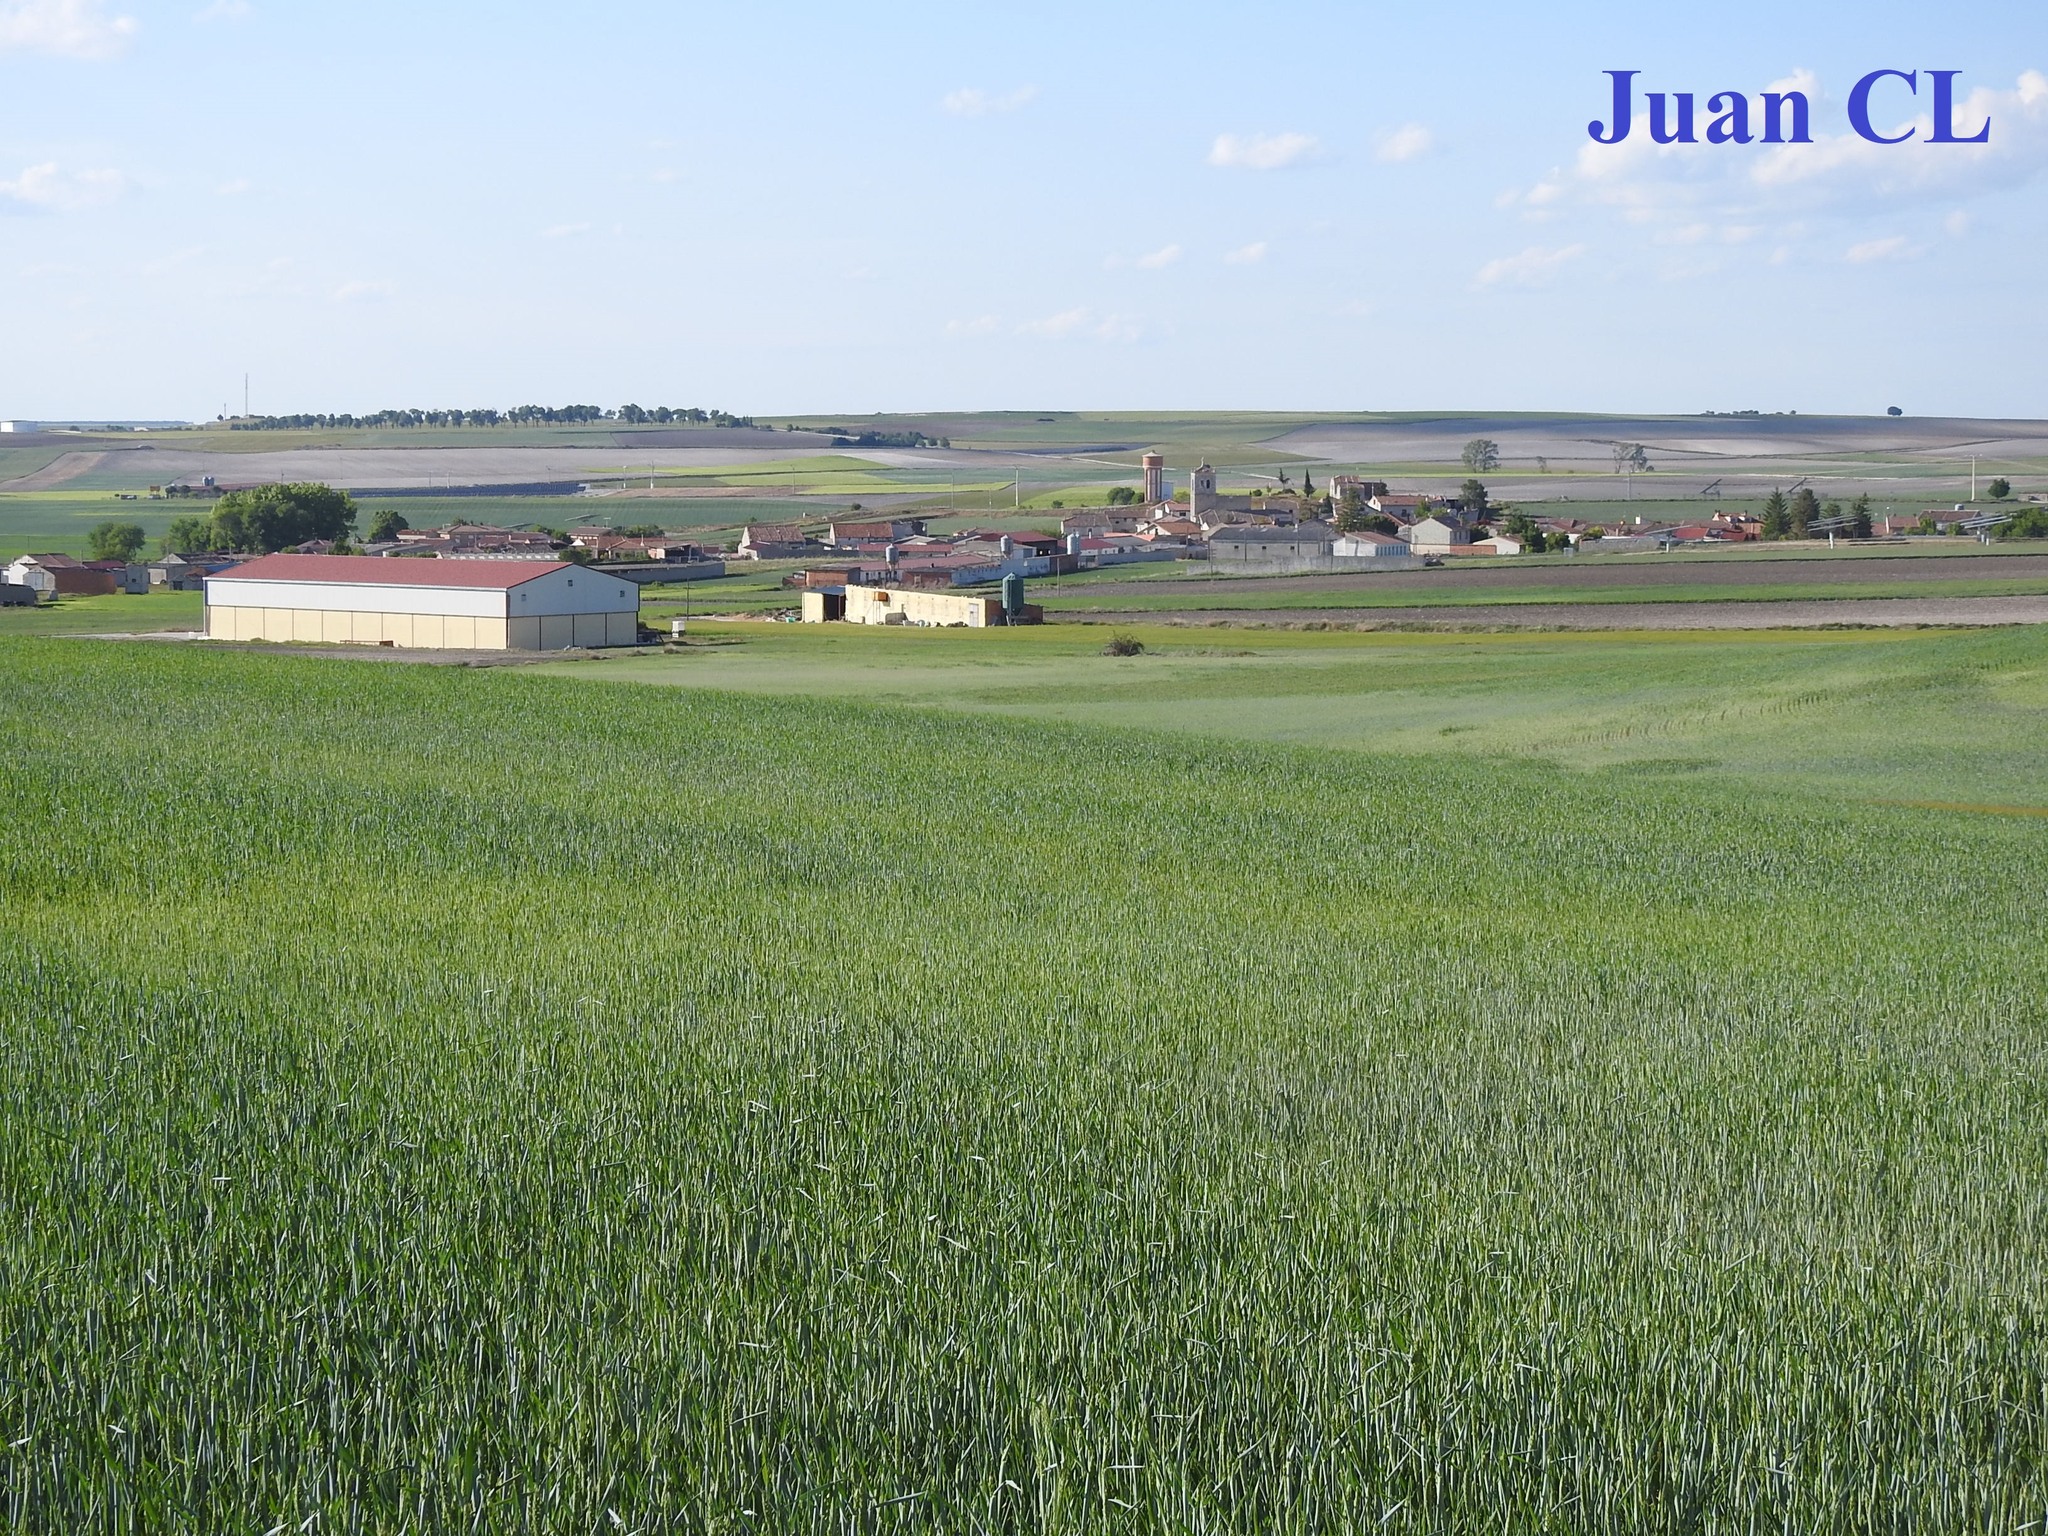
[945,314,1000,338]
[0,0,136,57]
[1945,209,1970,237]
[1134,243,1181,270]
[1764,68,1820,98]
[541,221,590,239]
[0,161,125,211]
[1018,307,1088,339]
[1223,241,1267,265]
[214,177,250,196]
[1845,235,1911,263]
[942,85,1037,117]
[1013,307,1140,343]
[332,278,393,302]
[1374,123,1433,163]
[193,0,249,19]
[1474,243,1587,288]
[1208,131,1317,170]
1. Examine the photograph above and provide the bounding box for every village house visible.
[1330,529,1409,559]
[826,517,926,547]
[1403,515,1471,551]
[5,553,117,597]
[737,524,815,559]
[1058,508,1149,537]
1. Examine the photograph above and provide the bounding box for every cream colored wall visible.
[203,606,518,650]
[842,586,998,627]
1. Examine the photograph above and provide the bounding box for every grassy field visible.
[568,621,2048,807]
[0,590,202,634]
[1037,573,2048,613]
[0,492,186,562]
[5,634,2047,1528]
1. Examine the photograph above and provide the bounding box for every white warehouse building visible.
[204,553,641,650]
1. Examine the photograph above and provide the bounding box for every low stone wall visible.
[596,561,728,585]
[1207,553,1430,575]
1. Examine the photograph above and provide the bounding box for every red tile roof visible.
[206,553,569,589]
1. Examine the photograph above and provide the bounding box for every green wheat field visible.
[4,632,2046,1531]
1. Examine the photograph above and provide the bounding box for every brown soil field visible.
[1264,413,2048,468]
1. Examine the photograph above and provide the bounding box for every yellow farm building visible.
[204,554,641,651]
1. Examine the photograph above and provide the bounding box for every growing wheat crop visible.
[1,639,2044,1532]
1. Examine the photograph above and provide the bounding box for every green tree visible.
[1996,507,2048,539]
[1105,486,1141,506]
[210,483,359,553]
[1760,489,1790,540]
[366,508,411,543]
[622,524,665,538]
[1611,442,1652,474]
[1987,478,2011,500]
[1458,479,1490,515]
[1335,486,1368,532]
[1495,509,1543,551]
[161,515,219,556]
[1789,488,1820,538]
[87,520,146,561]
[1461,438,1500,472]
[1849,494,1873,539]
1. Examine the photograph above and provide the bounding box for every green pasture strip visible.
[0,492,185,560]
[0,445,74,483]
[3,638,2046,1527]
[572,620,2048,807]
[1038,574,2048,613]
[0,591,202,635]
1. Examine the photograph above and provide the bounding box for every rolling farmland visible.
[4,637,2046,1529]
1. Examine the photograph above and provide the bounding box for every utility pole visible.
[244,374,249,417]
[1972,456,1979,501]
[1014,467,1020,511]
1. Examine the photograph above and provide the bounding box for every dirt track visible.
[1065,596,2048,630]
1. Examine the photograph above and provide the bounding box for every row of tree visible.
[1759,489,1871,539]
[227,405,756,431]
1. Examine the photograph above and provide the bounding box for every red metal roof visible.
[206,553,568,589]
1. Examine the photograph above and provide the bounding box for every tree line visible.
[227,405,757,431]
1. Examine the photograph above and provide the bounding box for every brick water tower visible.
[1142,452,1165,504]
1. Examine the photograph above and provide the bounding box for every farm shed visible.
[5,554,117,597]
[801,584,1040,627]
[204,554,640,650]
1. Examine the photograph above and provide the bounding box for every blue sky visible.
[2,0,2044,418]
